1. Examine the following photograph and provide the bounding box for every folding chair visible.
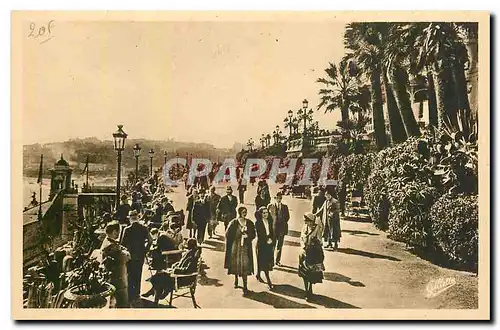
[167,249,202,308]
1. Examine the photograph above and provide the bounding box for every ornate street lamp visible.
[297,99,314,134]
[260,133,266,148]
[291,117,299,134]
[133,143,141,183]
[265,133,271,147]
[164,150,168,165]
[112,125,128,210]
[284,109,294,137]
[273,125,282,145]
[149,149,155,176]
[246,138,254,151]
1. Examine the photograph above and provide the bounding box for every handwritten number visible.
[28,21,54,44]
[28,22,36,37]
[47,20,54,34]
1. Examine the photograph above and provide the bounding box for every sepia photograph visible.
[11,11,490,320]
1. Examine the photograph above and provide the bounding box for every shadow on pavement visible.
[287,230,302,238]
[199,261,223,287]
[284,240,301,247]
[336,247,401,261]
[275,267,365,287]
[245,290,314,309]
[202,240,225,253]
[342,229,379,236]
[138,298,176,308]
[272,284,359,309]
[341,215,372,223]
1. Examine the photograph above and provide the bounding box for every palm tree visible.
[384,23,421,137]
[457,23,478,122]
[344,23,388,150]
[381,70,408,143]
[413,22,471,129]
[317,58,361,124]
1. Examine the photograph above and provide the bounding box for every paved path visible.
[139,184,478,309]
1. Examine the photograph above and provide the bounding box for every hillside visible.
[23,137,240,177]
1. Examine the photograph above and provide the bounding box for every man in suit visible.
[116,195,131,225]
[143,238,200,302]
[216,186,238,230]
[312,187,326,214]
[101,221,131,308]
[121,210,152,304]
[207,186,221,238]
[315,189,341,249]
[237,177,247,204]
[192,190,210,244]
[268,192,290,266]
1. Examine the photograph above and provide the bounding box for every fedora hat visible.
[304,212,315,223]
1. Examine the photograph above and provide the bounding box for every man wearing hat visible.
[101,221,131,308]
[116,195,131,225]
[121,210,152,304]
[268,192,290,266]
[207,186,221,238]
[216,186,238,230]
[312,186,326,214]
[315,188,341,249]
[161,196,175,215]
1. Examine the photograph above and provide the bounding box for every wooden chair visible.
[167,249,202,308]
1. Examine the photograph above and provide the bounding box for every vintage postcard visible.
[11,11,490,320]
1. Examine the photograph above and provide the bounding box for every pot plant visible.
[63,247,115,308]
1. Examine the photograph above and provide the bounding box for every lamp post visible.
[260,134,266,149]
[149,149,155,176]
[273,125,282,145]
[133,143,141,183]
[284,109,294,137]
[297,99,314,134]
[246,138,254,151]
[265,133,271,147]
[164,150,168,165]
[112,125,128,210]
[291,117,299,134]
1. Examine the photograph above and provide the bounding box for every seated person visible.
[143,238,200,300]
[150,222,183,269]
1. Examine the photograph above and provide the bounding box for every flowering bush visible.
[430,194,478,270]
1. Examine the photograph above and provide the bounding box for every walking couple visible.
[223,192,290,296]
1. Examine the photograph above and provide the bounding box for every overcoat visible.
[255,215,275,271]
[224,218,256,274]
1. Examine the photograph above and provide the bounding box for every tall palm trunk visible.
[464,30,478,123]
[382,71,407,143]
[370,68,388,150]
[341,102,350,123]
[433,63,456,129]
[452,60,471,120]
[426,69,439,127]
[390,67,421,137]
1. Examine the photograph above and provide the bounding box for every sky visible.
[22,20,346,149]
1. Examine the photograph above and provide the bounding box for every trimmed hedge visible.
[430,194,479,270]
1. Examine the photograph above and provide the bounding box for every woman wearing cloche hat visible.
[298,212,325,301]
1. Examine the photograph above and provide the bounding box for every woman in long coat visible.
[298,212,325,301]
[255,206,275,290]
[224,205,256,296]
[254,189,271,211]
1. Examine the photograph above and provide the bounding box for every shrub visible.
[387,181,438,248]
[338,153,375,189]
[365,137,431,230]
[430,194,478,270]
